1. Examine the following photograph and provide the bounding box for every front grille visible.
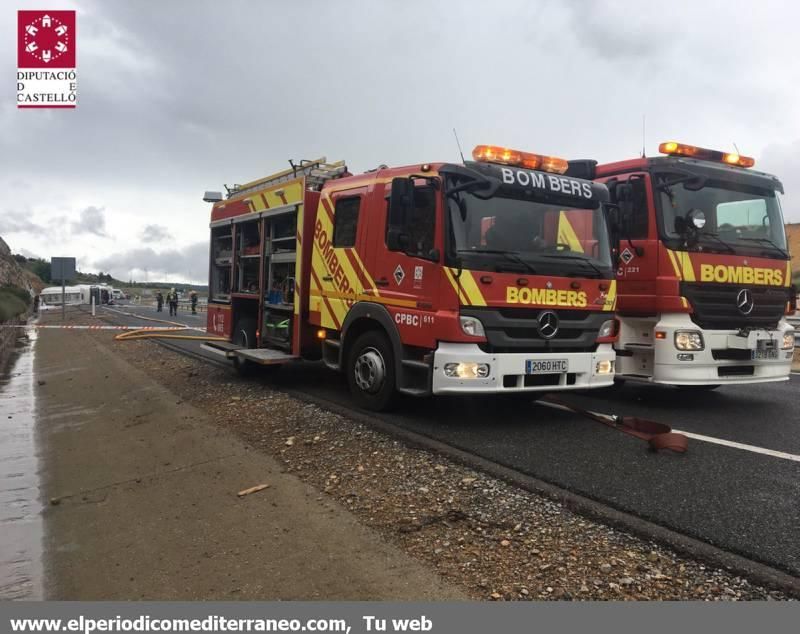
[461,307,607,353]
[718,365,754,377]
[711,349,752,361]
[681,282,789,330]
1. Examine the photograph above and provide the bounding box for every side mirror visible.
[388,177,414,252]
[603,202,622,268]
[615,181,644,256]
[686,208,706,230]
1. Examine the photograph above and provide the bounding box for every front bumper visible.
[431,342,615,394]
[647,314,793,385]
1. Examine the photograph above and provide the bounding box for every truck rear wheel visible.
[347,330,396,411]
[232,318,257,377]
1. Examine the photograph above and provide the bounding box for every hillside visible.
[0,236,43,322]
[0,237,42,294]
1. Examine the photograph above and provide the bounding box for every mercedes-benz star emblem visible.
[537,311,560,339]
[736,288,754,315]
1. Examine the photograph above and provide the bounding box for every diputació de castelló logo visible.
[17,10,77,108]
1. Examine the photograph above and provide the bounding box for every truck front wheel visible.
[347,330,396,411]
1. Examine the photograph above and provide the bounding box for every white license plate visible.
[526,359,569,374]
[751,349,779,360]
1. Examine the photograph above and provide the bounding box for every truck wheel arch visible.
[340,302,403,378]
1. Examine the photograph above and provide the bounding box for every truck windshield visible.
[657,173,788,258]
[447,190,613,278]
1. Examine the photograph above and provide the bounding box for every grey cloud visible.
[140,224,173,243]
[71,206,108,237]
[93,242,209,284]
[0,210,46,234]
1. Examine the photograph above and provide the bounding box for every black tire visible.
[346,330,396,411]
[232,317,257,377]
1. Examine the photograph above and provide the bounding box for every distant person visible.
[167,288,178,316]
[155,291,164,312]
[190,290,198,314]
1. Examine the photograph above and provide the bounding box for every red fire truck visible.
[572,141,794,388]
[201,146,620,410]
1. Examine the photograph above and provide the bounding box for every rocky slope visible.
[0,236,41,293]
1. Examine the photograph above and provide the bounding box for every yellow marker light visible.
[316,329,326,340]
[659,141,755,168]
[655,331,667,340]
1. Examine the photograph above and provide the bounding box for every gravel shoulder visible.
[103,336,793,601]
[35,316,463,600]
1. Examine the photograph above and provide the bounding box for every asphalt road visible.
[102,304,800,578]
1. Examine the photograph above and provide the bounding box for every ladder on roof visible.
[229,158,347,198]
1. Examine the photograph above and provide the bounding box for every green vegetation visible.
[0,284,31,322]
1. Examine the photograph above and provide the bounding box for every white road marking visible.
[671,430,800,463]
[538,400,800,463]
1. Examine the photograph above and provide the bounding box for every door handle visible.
[375,278,389,287]
[322,275,333,281]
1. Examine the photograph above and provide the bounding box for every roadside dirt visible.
[35,320,463,600]
[107,339,791,600]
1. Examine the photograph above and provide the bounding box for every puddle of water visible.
[0,329,43,600]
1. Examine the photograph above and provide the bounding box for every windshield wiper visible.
[537,253,606,278]
[695,232,736,254]
[737,236,789,258]
[456,249,537,275]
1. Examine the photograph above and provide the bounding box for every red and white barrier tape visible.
[0,324,188,331]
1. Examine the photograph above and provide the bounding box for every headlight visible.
[783,331,795,350]
[595,360,615,374]
[674,330,704,351]
[460,315,485,337]
[597,319,616,339]
[444,362,490,378]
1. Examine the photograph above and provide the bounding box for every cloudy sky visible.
[2,0,800,283]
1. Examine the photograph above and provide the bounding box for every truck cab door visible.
[311,187,369,331]
[603,173,658,312]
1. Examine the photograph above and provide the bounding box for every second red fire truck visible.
[202,146,620,409]
[573,141,795,389]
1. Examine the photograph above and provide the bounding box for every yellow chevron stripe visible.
[349,247,380,297]
[676,251,696,282]
[444,267,469,305]
[786,260,792,287]
[247,180,304,211]
[666,249,682,280]
[602,280,617,311]
[557,211,585,253]
[458,270,488,307]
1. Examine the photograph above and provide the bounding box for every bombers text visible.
[699,264,784,286]
[501,167,593,199]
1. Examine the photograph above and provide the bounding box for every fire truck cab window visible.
[333,197,360,247]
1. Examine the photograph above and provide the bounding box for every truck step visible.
[235,348,298,365]
[201,341,239,358]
